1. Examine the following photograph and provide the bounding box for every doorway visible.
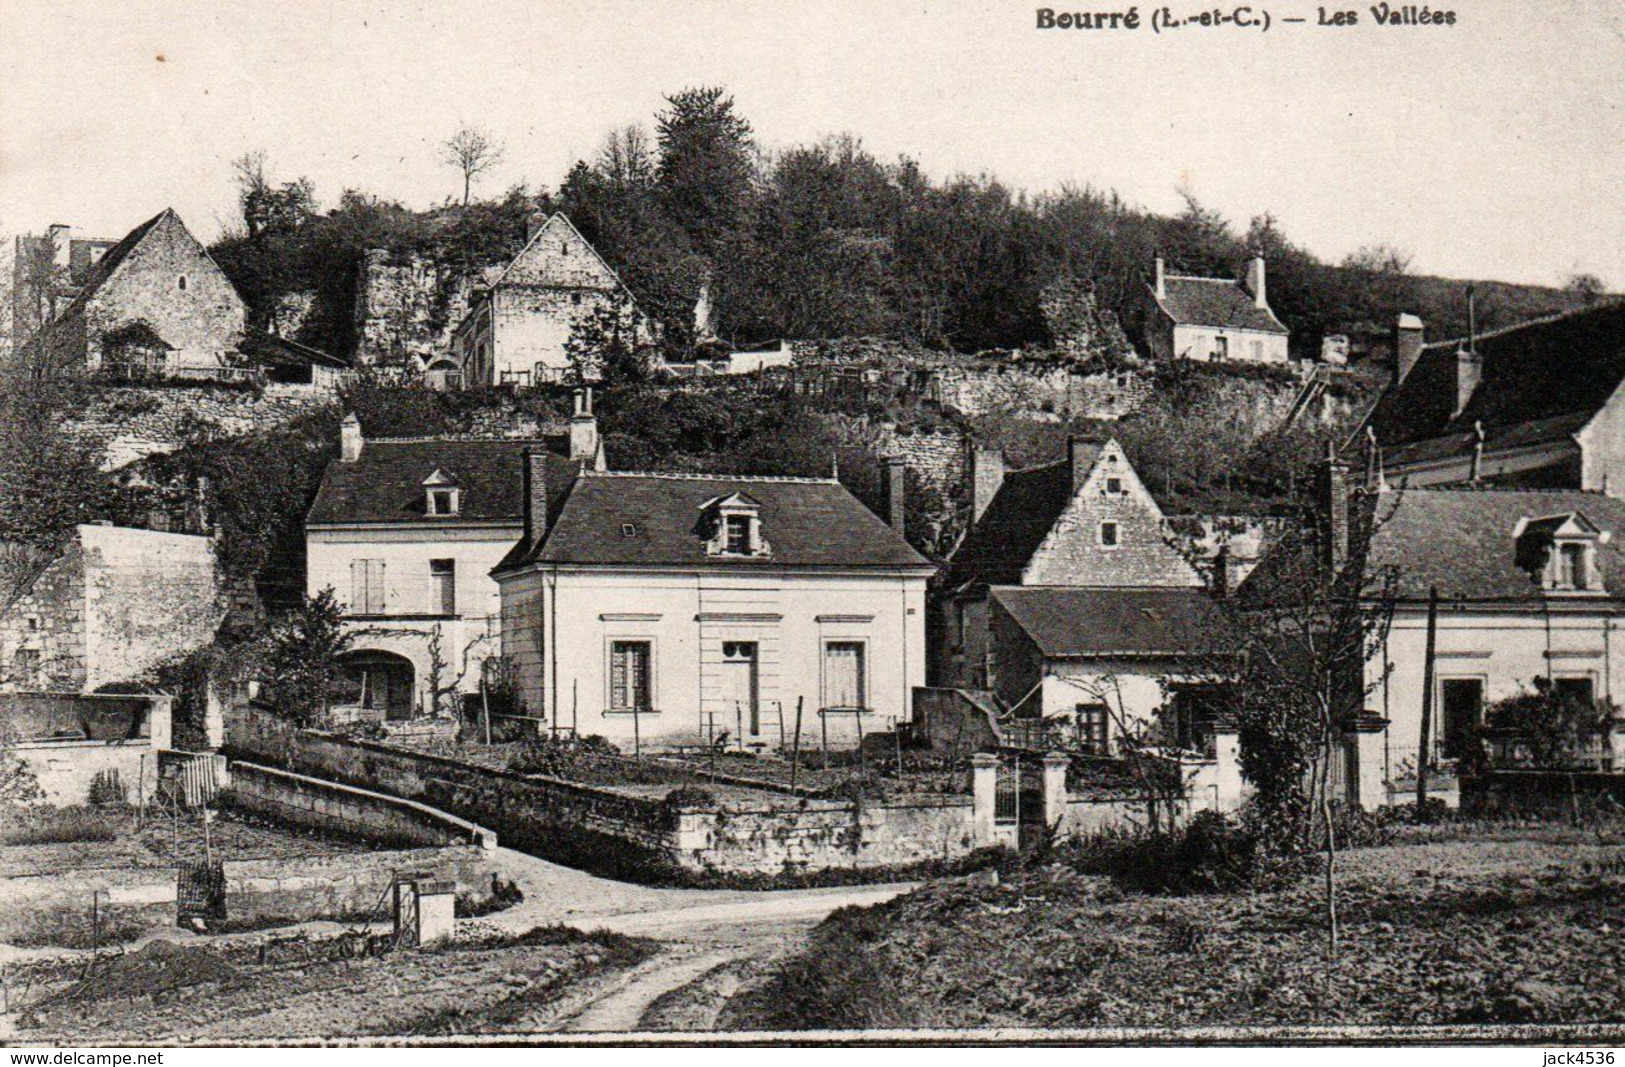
[1440,678,1484,761]
[721,641,760,736]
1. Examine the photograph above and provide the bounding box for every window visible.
[561,242,570,256]
[351,559,386,615]
[1100,521,1119,547]
[1212,336,1229,361]
[1075,704,1110,755]
[178,275,187,291]
[823,641,867,710]
[610,641,652,711]
[430,559,456,615]
[426,488,459,516]
[1440,679,1484,760]
[1105,477,1123,494]
[725,514,752,554]
[1554,676,1595,706]
[571,292,583,305]
[14,649,39,683]
[1560,543,1588,589]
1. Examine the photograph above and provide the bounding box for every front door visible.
[721,642,760,736]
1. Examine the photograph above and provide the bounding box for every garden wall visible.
[221,847,492,930]
[0,865,176,947]
[1460,771,1625,820]
[65,382,339,470]
[672,795,974,875]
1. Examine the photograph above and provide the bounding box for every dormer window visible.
[422,468,460,517]
[1514,512,1605,594]
[702,493,771,558]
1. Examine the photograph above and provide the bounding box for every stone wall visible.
[221,846,493,930]
[227,760,498,852]
[672,795,974,875]
[354,250,485,368]
[66,382,339,470]
[0,865,177,946]
[930,364,1153,421]
[825,416,966,496]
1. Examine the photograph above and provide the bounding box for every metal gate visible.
[177,860,226,925]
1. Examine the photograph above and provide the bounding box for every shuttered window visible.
[430,559,456,615]
[823,641,866,710]
[350,559,386,615]
[610,641,652,711]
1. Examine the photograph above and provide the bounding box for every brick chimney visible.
[1318,442,1350,573]
[569,387,598,465]
[1393,314,1425,384]
[969,445,1005,522]
[340,412,363,463]
[1246,257,1267,309]
[1153,256,1167,301]
[523,446,549,548]
[882,457,907,533]
[1454,345,1482,419]
[1069,435,1099,494]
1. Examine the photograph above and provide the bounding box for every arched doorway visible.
[424,359,463,391]
[337,650,416,721]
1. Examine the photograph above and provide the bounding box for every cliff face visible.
[352,250,490,368]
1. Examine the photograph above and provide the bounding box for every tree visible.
[1342,243,1413,276]
[1564,272,1608,305]
[0,721,43,807]
[418,623,493,720]
[440,124,507,206]
[656,86,756,260]
[1220,460,1400,956]
[232,150,316,239]
[1473,677,1613,771]
[564,294,652,386]
[260,588,352,726]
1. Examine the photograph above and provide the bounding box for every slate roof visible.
[1152,275,1287,334]
[944,459,1079,589]
[990,586,1223,658]
[497,472,932,572]
[1363,487,1625,602]
[307,438,576,526]
[1362,302,1625,464]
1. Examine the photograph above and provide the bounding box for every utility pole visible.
[1416,585,1439,813]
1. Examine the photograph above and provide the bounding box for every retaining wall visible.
[0,866,177,947]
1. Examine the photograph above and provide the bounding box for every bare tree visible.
[440,124,507,206]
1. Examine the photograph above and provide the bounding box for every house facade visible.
[304,401,601,720]
[450,213,651,387]
[1144,256,1290,365]
[937,436,1222,747]
[20,209,247,379]
[494,459,933,749]
[1357,303,1625,495]
[0,523,222,693]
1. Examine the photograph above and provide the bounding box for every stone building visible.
[450,213,652,386]
[18,209,247,379]
[1356,303,1625,495]
[937,436,1223,747]
[1144,256,1290,365]
[303,395,603,720]
[9,225,118,359]
[0,523,223,693]
[494,457,933,749]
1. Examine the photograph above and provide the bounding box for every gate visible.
[177,861,226,925]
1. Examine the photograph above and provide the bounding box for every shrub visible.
[1057,811,1303,895]
[507,733,622,777]
[1,804,121,845]
[87,768,129,808]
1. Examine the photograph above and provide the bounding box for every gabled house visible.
[1357,302,1625,494]
[449,212,653,387]
[304,393,604,721]
[492,458,933,749]
[10,225,118,359]
[938,436,1223,747]
[1144,256,1290,364]
[18,209,248,379]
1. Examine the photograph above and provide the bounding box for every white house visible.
[936,436,1224,751]
[493,457,934,749]
[1144,256,1290,365]
[304,398,602,720]
[449,213,653,387]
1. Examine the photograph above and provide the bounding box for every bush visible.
[507,733,622,777]
[1,804,122,845]
[1058,811,1303,895]
[87,769,129,809]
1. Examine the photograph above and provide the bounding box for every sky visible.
[1,0,1620,288]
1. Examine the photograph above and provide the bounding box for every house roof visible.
[54,210,172,321]
[1152,275,1288,334]
[1362,302,1625,464]
[497,471,932,572]
[991,586,1223,658]
[1363,487,1625,602]
[945,460,1078,588]
[239,331,351,370]
[307,438,576,526]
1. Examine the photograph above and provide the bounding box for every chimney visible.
[1069,435,1097,494]
[569,387,598,464]
[47,224,71,268]
[1318,441,1350,573]
[969,445,1005,522]
[882,457,907,534]
[340,412,363,463]
[523,446,549,547]
[1454,346,1483,419]
[1393,314,1425,384]
[1211,544,1231,599]
[1246,256,1267,309]
[1153,256,1166,301]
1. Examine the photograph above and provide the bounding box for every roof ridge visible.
[1420,300,1624,352]
[1003,458,1069,476]
[364,435,557,445]
[581,470,839,484]
[1388,484,1612,496]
